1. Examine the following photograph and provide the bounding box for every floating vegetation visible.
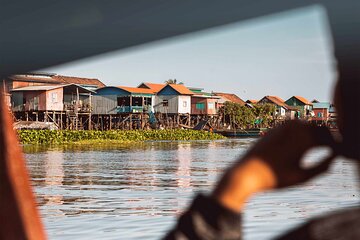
[18,129,225,145]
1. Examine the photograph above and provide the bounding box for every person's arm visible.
[164,121,336,240]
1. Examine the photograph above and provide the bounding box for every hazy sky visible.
[43,5,336,102]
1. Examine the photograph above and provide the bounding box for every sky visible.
[43,5,336,102]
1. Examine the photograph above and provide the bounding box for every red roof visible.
[213,92,246,105]
[259,96,297,110]
[52,75,105,88]
[262,96,287,107]
[8,74,105,88]
[138,82,165,93]
[293,96,312,105]
[117,86,154,94]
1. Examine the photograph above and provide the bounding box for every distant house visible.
[258,95,294,118]
[137,82,166,93]
[3,73,105,107]
[312,102,331,121]
[11,84,94,112]
[188,87,220,115]
[285,96,313,118]
[93,86,155,114]
[213,92,246,108]
[3,73,105,91]
[154,84,194,114]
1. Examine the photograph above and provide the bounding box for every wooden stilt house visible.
[92,86,155,114]
[188,87,220,115]
[154,84,194,115]
[10,84,94,112]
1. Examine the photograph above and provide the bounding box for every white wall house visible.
[154,84,193,114]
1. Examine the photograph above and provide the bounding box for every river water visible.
[24,139,359,240]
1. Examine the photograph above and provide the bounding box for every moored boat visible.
[214,128,268,138]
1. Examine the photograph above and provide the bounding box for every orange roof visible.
[213,92,246,105]
[263,96,287,107]
[138,82,165,93]
[247,99,258,104]
[160,84,194,95]
[260,96,297,110]
[293,96,312,105]
[117,86,155,94]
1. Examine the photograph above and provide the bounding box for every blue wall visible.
[95,87,129,96]
[157,85,179,95]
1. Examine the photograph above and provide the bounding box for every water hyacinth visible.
[17,129,225,145]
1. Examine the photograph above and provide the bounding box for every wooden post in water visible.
[60,112,63,130]
[109,115,112,130]
[129,114,132,130]
[88,93,92,130]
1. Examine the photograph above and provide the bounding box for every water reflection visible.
[24,139,359,240]
[176,144,192,190]
[43,151,65,216]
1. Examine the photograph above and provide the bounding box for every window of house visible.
[117,97,130,106]
[51,92,58,103]
[163,100,168,107]
[318,112,323,117]
[196,103,205,110]
[208,102,215,110]
[144,97,152,106]
[132,97,143,106]
[183,101,187,107]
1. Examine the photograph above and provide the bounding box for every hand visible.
[213,121,337,212]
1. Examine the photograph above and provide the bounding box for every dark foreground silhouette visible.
[164,79,360,239]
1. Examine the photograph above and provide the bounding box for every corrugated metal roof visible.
[11,84,95,93]
[192,94,221,99]
[313,102,331,109]
[8,74,105,88]
[11,85,66,91]
[213,92,246,105]
[52,75,105,88]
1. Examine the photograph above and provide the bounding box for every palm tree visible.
[164,79,184,85]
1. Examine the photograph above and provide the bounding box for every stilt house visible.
[11,84,94,112]
[188,87,220,115]
[92,86,155,114]
[154,84,194,114]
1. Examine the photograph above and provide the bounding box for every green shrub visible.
[17,129,225,145]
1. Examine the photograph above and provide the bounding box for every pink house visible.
[11,84,94,112]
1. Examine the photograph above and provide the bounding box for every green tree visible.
[164,79,184,85]
[221,102,276,129]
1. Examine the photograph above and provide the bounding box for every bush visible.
[17,129,225,145]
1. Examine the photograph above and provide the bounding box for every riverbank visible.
[18,129,225,145]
